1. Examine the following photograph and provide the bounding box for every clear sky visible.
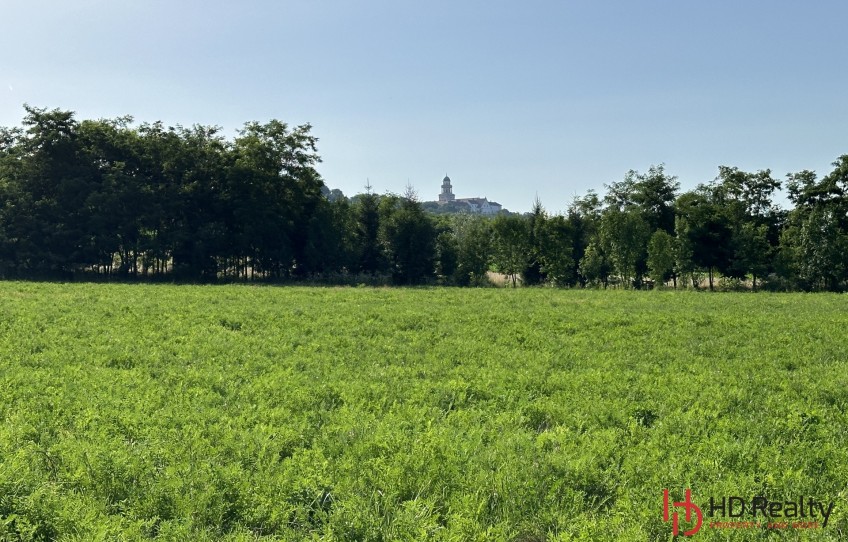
[2,1,846,212]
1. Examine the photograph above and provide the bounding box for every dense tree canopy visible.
[1,107,847,290]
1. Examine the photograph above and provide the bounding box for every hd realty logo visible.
[663,489,703,536]
[662,489,835,536]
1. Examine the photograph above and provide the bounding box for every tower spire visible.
[438,173,455,204]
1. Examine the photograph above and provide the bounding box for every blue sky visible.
[2,1,846,212]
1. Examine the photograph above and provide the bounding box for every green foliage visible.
[0,107,326,281]
[534,215,574,286]
[1,284,848,540]
[732,222,772,289]
[674,215,697,287]
[578,242,609,288]
[782,208,847,291]
[436,214,492,286]
[378,194,437,285]
[522,199,546,286]
[646,230,675,286]
[566,192,602,287]
[780,158,848,291]
[673,190,732,290]
[435,230,459,281]
[712,167,782,286]
[492,214,530,287]
[599,209,650,288]
[353,189,384,275]
[2,106,848,291]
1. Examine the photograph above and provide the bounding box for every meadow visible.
[0,283,846,541]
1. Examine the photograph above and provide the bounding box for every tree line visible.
[1,106,847,290]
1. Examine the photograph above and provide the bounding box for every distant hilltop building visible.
[438,175,455,203]
[437,175,502,215]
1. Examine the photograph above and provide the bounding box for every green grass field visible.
[1,283,847,541]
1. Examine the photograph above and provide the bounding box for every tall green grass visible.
[0,283,846,540]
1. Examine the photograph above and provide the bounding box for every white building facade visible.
[436,175,502,215]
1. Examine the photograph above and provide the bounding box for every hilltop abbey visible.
[437,175,502,215]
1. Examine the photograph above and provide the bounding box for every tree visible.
[599,208,650,288]
[599,166,676,288]
[674,216,697,288]
[448,213,492,286]
[674,189,732,290]
[732,222,771,290]
[228,119,324,280]
[3,106,98,277]
[567,190,602,286]
[579,242,610,288]
[713,167,781,285]
[780,158,848,291]
[354,185,384,274]
[715,166,781,221]
[0,127,23,276]
[435,230,459,282]
[535,214,574,286]
[788,209,847,291]
[492,214,529,287]
[168,124,230,280]
[605,165,679,234]
[300,197,357,275]
[647,230,676,287]
[630,164,679,234]
[522,198,546,285]
[379,193,437,285]
[78,116,150,277]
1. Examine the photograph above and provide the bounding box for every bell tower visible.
[438,174,455,203]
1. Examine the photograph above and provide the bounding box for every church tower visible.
[438,174,455,204]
